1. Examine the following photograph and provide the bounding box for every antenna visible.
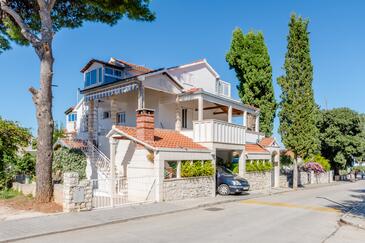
[324,97,328,110]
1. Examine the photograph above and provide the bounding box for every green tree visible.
[317,108,365,172]
[0,117,31,189]
[226,28,277,136]
[0,0,155,202]
[277,14,320,189]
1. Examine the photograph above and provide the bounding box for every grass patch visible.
[0,189,21,200]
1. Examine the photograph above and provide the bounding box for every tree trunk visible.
[292,156,298,190]
[32,45,54,203]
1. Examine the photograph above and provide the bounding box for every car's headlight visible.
[231,180,241,186]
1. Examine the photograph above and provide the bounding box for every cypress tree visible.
[278,14,320,189]
[226,28,277,136]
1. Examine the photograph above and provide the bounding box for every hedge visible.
[181,160,214,177]
[246,160,272,172]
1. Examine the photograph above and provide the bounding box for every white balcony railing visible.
[246,130,265,144]
[193,120,245,145]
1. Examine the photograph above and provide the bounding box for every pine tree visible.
[226,28,277,136]
[278,14,320,189]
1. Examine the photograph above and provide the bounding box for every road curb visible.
[2,183,341,242]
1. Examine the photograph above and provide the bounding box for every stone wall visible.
[63,172,92,212]
[245,172,271,191]
[163,176,214,201]
[279,170,334,188]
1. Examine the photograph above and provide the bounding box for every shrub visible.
[302,162,325,174]
[0,189,21,199]
[304,154,331,171]
[246,160,272,172]
[53,147,87,182]
[181,160,214,177]
[231,163,239,174]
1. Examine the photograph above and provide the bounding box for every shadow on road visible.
[320,186,365,218]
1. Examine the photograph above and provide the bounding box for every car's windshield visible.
[217,166,235,175]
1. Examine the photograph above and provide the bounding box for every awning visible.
[84,83,139,102]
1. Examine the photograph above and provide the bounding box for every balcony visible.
[192,119,245,145]
[246,130,265,144]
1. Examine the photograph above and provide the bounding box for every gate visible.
[91,176,157,209]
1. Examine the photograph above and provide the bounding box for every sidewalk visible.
[0,188,288,242]
[0,182,344,242]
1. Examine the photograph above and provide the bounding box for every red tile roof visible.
[114,126,208,150]
[259,137,275,147]
[245,144,269,153]
[114,59,152,73]
[58,139,86,149]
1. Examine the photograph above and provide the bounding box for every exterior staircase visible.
[81,141,113,178]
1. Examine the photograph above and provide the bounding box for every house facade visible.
[63,57,280,203]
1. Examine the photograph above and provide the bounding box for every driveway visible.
[18,180,365,243]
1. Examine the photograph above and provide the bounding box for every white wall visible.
[169,63,217,94]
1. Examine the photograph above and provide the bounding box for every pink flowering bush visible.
[303,162,325,174]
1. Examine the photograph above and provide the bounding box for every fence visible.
[91,176,157,209]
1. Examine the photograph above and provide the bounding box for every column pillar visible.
[109,137,118,207]
[243,111,247,127]
[110,96,117,125]
[238,150,246,177]
[176,160,182,178]
[154,152,164,202]
[138,81,145,110]
[88,100,95,143]
[255,113,260,132]
[198,96,203,121]
[175,97,182,131]
[274,151,280,188]
[228,106,233,123]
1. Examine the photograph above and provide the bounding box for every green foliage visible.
[246,160,272,172]
[231,163,239,174]
[0,0,155,52]
[53,147,87,181]
[14,153,36,176]
[181,160,214,177]
[280,154,293,166]
[277,14,320,159]
[352,166,365,172]
[0,117,31,189]
[226,28,277,136]
[0,189,21,199]
[304,154,331,171]
[317,108,365,171]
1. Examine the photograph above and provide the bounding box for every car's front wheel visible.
[217,184,230,195]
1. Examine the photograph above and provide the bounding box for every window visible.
[117,112,126,125]
[104,67,124,84]
[85,68,102,87]
[182,109,188,129]
[103,111,111,119]
[68,113,77,122]
[164,161,177,179]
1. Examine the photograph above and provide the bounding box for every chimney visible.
[136,109,155,142]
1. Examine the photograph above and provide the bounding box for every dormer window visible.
[104,67,123,83]
[85,67,102,87]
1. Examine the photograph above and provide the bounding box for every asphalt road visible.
[19,181,365,243]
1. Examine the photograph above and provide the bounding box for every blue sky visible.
[0,0,364,142]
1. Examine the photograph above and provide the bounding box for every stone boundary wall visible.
[12,182,63,205]
[245,172,271,191]
[279,170,334,188]
[63,172,92,212]
[163,176,214,201]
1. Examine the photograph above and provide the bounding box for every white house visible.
[63,57,280,204]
